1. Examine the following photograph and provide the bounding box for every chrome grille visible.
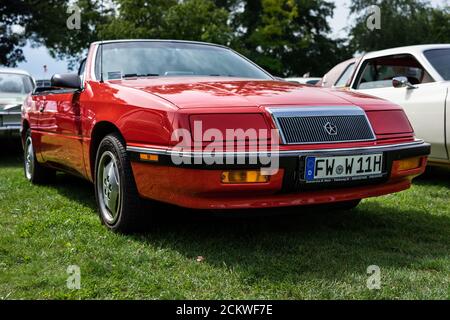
[269,106,375,144]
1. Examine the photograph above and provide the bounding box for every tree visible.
[0,0,31,66]
[0,0,107,68]
[3,0,449,76]
[1,0,346,76]
[217,0,350,76]
[349,0,450,53]
[100,0,232,44]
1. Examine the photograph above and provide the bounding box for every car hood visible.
[0,94,27,111]
[111,77,399,111]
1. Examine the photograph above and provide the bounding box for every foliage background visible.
[0,0,449,76]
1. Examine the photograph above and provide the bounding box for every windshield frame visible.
[92,40,274,82]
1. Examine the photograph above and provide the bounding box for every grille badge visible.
[267,106,376,145]
[324,122,338,135]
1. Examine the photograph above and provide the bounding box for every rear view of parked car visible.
[0,68,35,137]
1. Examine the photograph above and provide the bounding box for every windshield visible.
[424,48,450,80]
[95,41,272,81]
[334,63,355,87]
[0,73,34,94]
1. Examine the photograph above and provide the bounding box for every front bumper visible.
[127,140,430,209]
[0,111,21,136]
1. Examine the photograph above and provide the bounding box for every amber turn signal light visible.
[221,170,270,184]
[139,153,159,162]
[397,157,421,171]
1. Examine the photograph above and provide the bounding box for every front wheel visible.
[94,133,149,233]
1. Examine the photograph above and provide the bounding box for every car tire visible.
[24,129,56,184]
[94,133,149,233]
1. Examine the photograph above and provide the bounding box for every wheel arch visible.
[21,119,30,146]
[89,121,125,180]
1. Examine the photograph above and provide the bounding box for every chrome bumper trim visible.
[127,139,428,157]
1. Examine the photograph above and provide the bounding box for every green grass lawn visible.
[0,139,449,299]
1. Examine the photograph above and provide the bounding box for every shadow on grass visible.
[1,140,449,282]
[53,173,97,209]
[129,200,449,281]
[415,165,450,188]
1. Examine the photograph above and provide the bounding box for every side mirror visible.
[392,76,416,89]
[51,73,81,89]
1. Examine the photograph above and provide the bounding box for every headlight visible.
[189,113,270,142]
[366,110,413,135]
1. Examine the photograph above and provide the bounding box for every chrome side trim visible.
[127,146,169,155]
[0,111,21,115]
[127,139,427,157]
[0,126,21,131]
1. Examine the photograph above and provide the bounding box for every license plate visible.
[304,153,383,182]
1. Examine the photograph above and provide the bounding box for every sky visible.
[16,0,449,79]
[329,0,448,38]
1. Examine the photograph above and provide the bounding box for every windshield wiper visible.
[123,73,159,78]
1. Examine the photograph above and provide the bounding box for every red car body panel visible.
[112,76,401,110]
[21,42,430,210]
[131,157,427,209]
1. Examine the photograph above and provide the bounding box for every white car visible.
[347,44,450,166]
[0,68,35,137]
[318,57,359,88]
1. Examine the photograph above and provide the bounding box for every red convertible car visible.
[22,40,430,232]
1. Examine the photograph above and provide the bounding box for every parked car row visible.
[4,44,448,167]
[1,40,447,232]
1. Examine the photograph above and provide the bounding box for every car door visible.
[27,93,46,163]
[39,89,86,176]
[39,59,87,176]
[351,54,448,161]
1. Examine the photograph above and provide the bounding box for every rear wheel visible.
[94,133,150,233]
[24,130,55,184]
